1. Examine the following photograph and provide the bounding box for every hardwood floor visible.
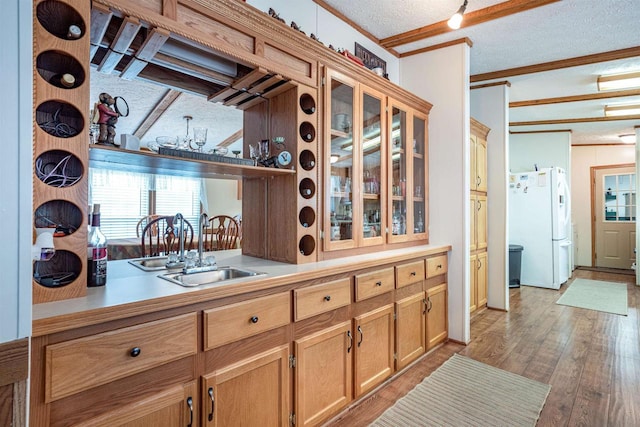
[325,269,640,426]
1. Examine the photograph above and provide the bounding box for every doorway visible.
[592,164,636,269]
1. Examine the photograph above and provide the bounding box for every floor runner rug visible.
[556,278,628,315]
[369,354,551,427]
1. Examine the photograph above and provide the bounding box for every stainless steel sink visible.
[159,267,265,287]
[128,257,184,271]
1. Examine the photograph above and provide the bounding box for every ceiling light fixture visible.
[448,0,469,30]
[597,71,640,91]
[619,134,636,144]
[604,104,640,117]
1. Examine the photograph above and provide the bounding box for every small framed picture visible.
[354,42,387,75]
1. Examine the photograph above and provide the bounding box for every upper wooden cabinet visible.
[470,118,490,193]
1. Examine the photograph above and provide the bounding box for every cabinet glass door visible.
[360,89,385,245]
[389,105,408,240]
[412,114,427,236]
[326,70,357,250]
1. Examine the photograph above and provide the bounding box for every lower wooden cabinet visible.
[470,251,488,313]
[202,345,290,426]
[83,381,197,427]
[353,304,395,397]
[426,283,448,350]
[295,321,352,427]
[396,282,448,369]
[395,293,426,370]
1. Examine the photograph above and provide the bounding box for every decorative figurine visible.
[290,21,305,35]
[96,92,119,145]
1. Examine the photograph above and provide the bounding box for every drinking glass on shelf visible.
[249,144,259,166]
[193,127,208,152]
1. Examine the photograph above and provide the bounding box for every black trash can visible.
[509,244,524,288]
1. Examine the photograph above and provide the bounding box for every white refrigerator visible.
[509,167,572,289]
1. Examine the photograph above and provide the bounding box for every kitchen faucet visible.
[181,212,217,275]
[198,212,208,267]
[173,212,186,262]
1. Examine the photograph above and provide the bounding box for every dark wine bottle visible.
[87,203,107,287]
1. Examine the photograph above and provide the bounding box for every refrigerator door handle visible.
[562,178,571,226]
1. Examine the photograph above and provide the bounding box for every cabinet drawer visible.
[426,255,448,278]
[294,278,351,321]
[204,292,291,351]
[355,267,395,301]
[396,260,425,288]
[45,312,197,402]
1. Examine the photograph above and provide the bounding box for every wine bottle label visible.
[88,247,107,286]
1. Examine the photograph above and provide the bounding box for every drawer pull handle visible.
[250,316,259,324]
[186,396,193,427]
[347,330,353,353]
[324,295,331,301]
[357,325,363,347]
[375,281,382,287]
[437,264,442,269]
[208,387,215,421]
[130,347,141,357]
[410,271,416,276]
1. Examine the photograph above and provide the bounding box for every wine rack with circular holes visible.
[33,0,90,303]
[296,88,319,262]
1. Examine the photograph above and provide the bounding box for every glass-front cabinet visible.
[388,99,428,243]
[324,68,427,251]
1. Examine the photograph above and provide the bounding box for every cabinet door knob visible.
[427,297,433,312]
[376,281,382,287]
[437,264,442,269]
[130,347,141,357]
[208,387,215,421]
[410,271,416,276]
[423,298,428,314]
[324,295,331,301]
[250,316,259,323]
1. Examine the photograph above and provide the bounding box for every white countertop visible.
[32,245,450,336]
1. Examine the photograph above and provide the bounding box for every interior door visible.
[593,165,636,269]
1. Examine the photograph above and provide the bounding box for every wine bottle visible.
[67,25,82,39]
[87,203,108,287]
[49,73,76,88]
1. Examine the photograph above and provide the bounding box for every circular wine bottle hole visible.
[299,207,316,228]
[299,178,316,199]
[299,94,316,115]
[299,122,316,143]
[34,200,83,236]
[36,100,84,138]
[37,51,85,89]
[299,235,316,256]
[36,0,86,40]
[33,250,81,288]
[35,150,84,187]
[299,150,316,171]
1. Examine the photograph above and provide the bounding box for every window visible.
[603,173,636,222]
[89,169,202,238]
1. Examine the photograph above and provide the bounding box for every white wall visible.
[572,145,635,266]
[0,0,32,342]
[471,85,509,311]
[400,43,470,343]
[510,132,571,173]
[205,179,242,217]
[246,0,399,82]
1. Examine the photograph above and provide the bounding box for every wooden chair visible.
[140,215,194,257]
[204,215,240,251]
[136,214,162,237]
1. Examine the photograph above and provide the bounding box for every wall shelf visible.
[89,145,296,179]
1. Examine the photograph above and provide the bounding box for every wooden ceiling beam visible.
[381,0,560,49]
[217,129,243,147]
[151,52,235,86]
[132,89,182,139]
[510,89,640,108]
[510,115,640,127]
[89,4,113,61]
[120,28,170,80]
[472,46,640,82]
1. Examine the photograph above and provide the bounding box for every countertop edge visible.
[32,244,451,337]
